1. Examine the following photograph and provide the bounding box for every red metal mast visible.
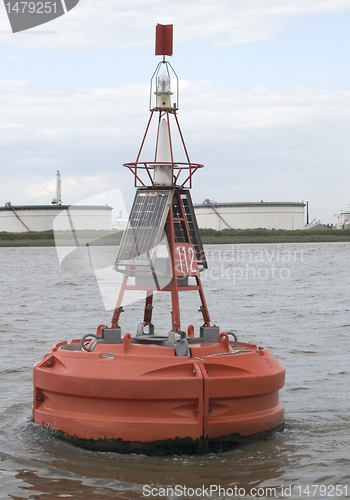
[112,24,210,335]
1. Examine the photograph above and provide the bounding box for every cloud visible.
[23,178,56,199]
[3,79,349,157]
[1,0,350,50]
[0,77,349,223]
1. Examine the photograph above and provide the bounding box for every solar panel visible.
[115,189,174,268]
[180,191,208,270]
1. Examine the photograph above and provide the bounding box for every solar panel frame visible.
[115,188,174,269]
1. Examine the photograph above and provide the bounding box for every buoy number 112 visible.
[175,246,196,274]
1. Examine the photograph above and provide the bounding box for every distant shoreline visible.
[199,228,350,244]
[1,228,350,247]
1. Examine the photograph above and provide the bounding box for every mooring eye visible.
[80,333,100,352]
[226,331,238,347]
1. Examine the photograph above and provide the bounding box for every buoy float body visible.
[34,333,285,455]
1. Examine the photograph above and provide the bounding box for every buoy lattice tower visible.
[112,23,211,342]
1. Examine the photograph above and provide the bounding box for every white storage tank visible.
[0,204,112,233]
[194,201,306,230]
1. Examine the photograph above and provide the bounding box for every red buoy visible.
[33,25,285,455]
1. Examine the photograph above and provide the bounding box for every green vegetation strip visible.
[1,228,350,247]
[0,230,123,247]
[199,228,350,244]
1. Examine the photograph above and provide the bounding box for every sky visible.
[1,0,350,225]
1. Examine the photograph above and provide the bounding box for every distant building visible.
[0,204,112,232]
[194,200,305,230]
[112,217,128,231]
[335,206,350,230]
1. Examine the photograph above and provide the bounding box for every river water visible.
[0,243,349,499]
